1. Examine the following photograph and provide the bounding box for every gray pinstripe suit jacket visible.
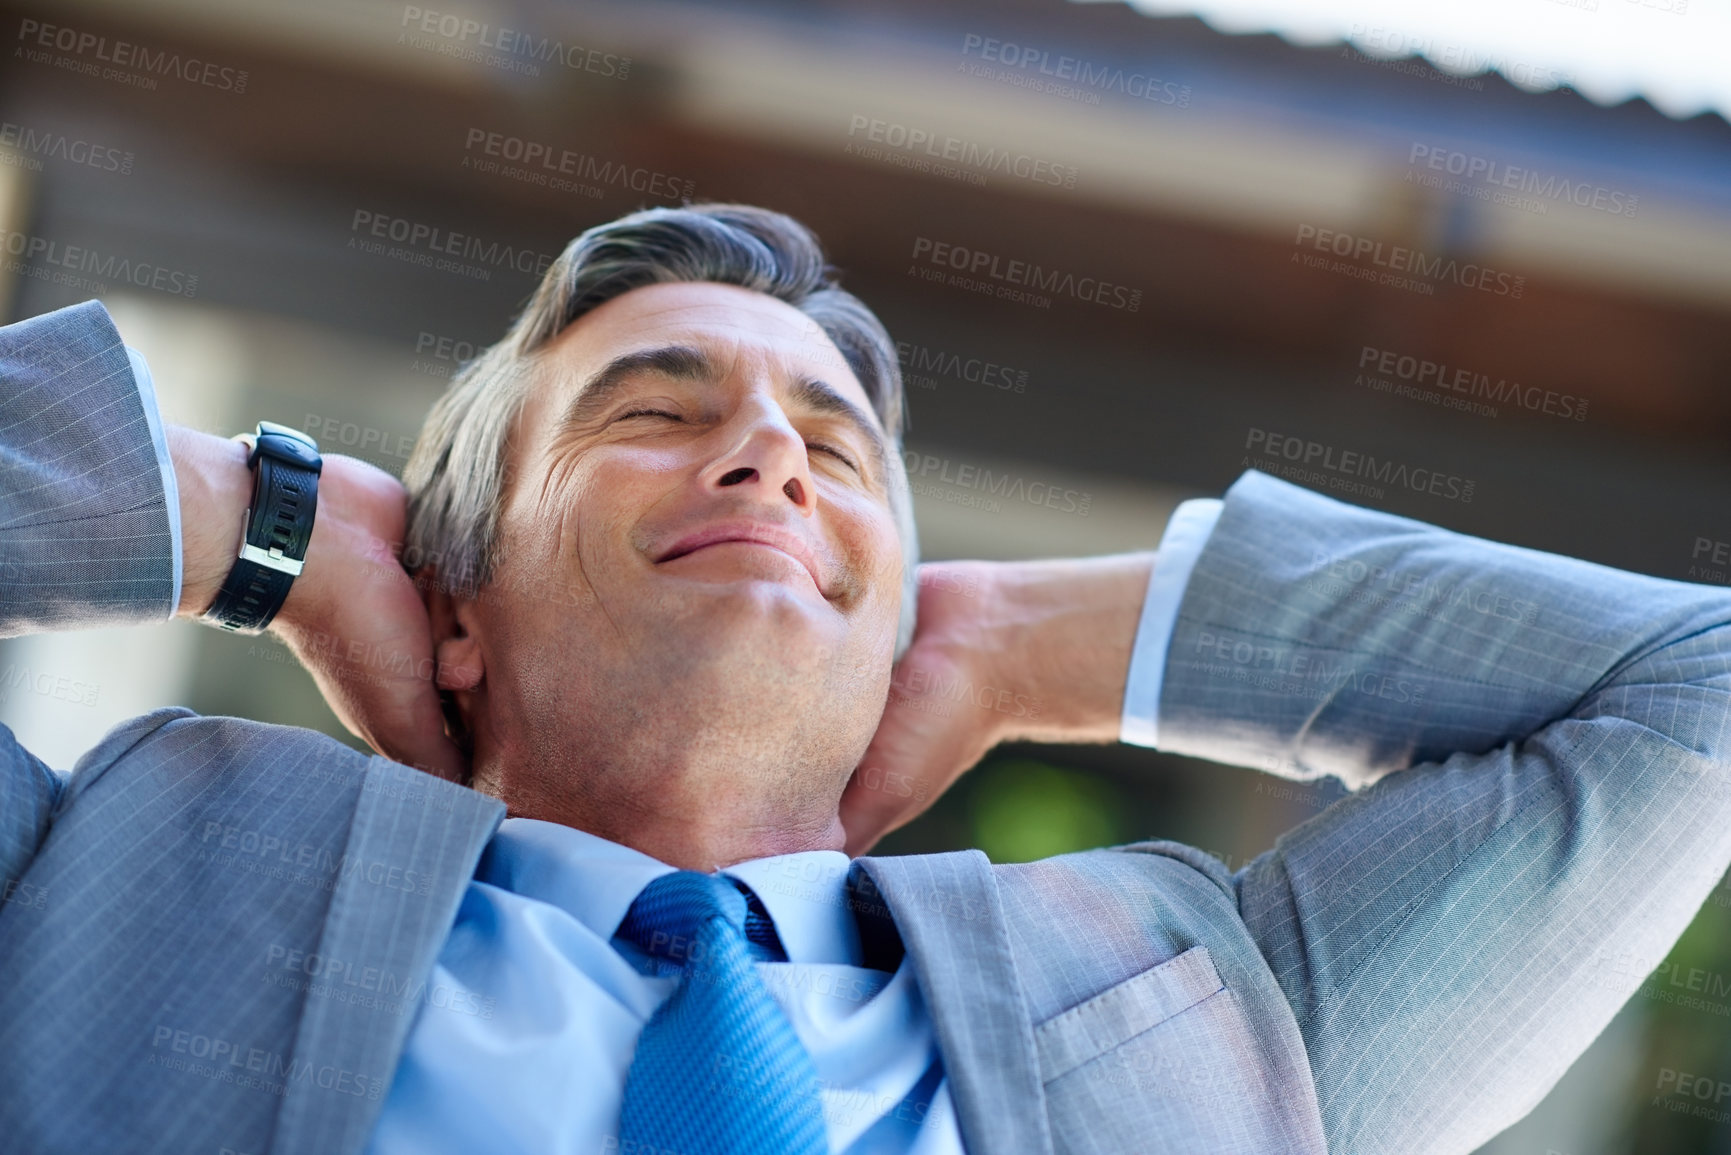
[4,301,1731,1155]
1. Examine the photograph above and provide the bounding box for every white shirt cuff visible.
[126,346,183,617]
[1119,498,1224,748]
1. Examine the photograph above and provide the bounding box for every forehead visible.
[538,281,873,415]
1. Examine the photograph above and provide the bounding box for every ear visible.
[424,569,485,693]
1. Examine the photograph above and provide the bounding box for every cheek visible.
[495,454,605,594]
[532,450,691,577]
[830,495,904,608]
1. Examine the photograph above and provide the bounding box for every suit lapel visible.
[269,758,504,1155]
[852,851,1055,1155]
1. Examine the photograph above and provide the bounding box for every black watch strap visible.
[204,422,323,633]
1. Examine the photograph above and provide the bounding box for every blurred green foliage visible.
[967,758,1126,863]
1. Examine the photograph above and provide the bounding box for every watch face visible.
[256,420,316,445]
[263,438,321,464]
[253,432,322,469]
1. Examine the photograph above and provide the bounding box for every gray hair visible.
[402,203,919,656]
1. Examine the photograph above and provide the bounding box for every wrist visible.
[986,553,1154,745]
[169,426,253,618]
[272,454,409,639]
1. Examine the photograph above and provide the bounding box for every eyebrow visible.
[558,344,712,428]
[557,342,890,478]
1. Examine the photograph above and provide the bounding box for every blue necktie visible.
[615,871,829,1155]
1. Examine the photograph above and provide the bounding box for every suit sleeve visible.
[1154,469,1731,1153]
[0,300,179,883]
[0,299,178,634]
[0,723,61,904]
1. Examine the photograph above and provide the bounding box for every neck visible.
[473,760,848,871]
[462,666,871,870]
[570,809,847,872]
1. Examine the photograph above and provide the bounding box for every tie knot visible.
[617,871,749,964]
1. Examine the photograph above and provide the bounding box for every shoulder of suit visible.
[996,839,1240,899]
[60,708,370,809]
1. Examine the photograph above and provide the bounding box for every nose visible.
[701,395,817,514]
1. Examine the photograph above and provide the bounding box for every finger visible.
[365,677,469,783]
[312,658,469,784]
[839,763,907,857]
[839,693,928,853]
[840,707,974,855]
[293,617,469,784]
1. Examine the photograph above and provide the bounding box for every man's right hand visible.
[170,426,467,783]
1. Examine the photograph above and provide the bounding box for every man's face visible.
[442,281,903,842]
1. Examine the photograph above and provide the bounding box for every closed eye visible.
[615,407,681,422]
[808,442,858,472]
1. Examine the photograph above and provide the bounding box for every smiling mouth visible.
[666,539,797,564]
[657,535,823,591]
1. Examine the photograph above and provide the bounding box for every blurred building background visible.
[2,0,1730,1150]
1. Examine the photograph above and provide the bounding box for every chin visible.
[672,575,838,632]
[652,582,840,669]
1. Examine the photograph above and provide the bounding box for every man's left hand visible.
[840,563,1010,856]
[839,554,1154,856]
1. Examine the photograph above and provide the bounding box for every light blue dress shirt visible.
[1120,498,1223,749]
[364,820,963,1155]
[127,347,182,614]
[128,348,1221,1154]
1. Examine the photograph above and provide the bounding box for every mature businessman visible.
[3,203,1730,1155]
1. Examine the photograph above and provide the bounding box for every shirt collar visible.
[727,852,861,966]
[477,817,863,966]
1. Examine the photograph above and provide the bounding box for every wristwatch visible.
[204,421,323,633]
